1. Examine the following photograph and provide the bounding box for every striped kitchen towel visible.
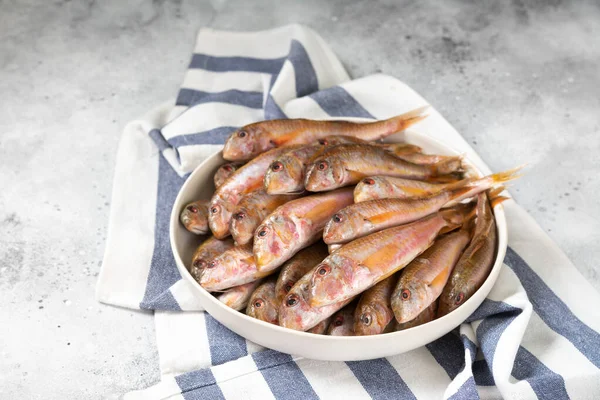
[96,24,600,399]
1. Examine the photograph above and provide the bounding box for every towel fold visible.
[96,24,600,399]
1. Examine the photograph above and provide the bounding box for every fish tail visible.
[431,154,465,175]
[449,165,524,199]
[438,203,472,233]
[487,164,526,186]
[388,105,430,132]
[487,186,511,208]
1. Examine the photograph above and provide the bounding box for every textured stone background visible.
[1,0,598,398]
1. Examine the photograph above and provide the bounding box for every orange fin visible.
[368,210,401,225]
[432,155,464,175]
[488,164,526,185]
[390,105,430,131]
[487,186,511,208]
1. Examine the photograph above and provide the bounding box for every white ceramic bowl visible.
[169,130,507,361]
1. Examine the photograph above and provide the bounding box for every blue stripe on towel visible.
[469,299,569,398]
[140,153,186,311]
[289,40,319,98]
[310,86,375,119]
[168,126,238,148]
[346,359,416,400]
[512,346,569,400]
[176,89,264,109]
[204,314,248,366]
[473,360,495,386]
[252,350,318,399]
[149,128,171,152]
[467,300,522,370]
[175,368,225,400]
[426,331,466,379]
[264,94,287,120]
[504,247,600,369]
[188,54,286,74]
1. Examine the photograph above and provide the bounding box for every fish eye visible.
[455,292,464,305]
[257,226,269,237]
[332,213,343,223]
[210,205,220,214]
[238,130,247,138]
[254,299,264,308]
[333,316,344,326]
[363,178,375,185]
[271,161,284,172]
[193,259,206,269]
[187,205,199,213]
[223,164,233,172]
[317,161,329,171]
[207,260,218,269]
[401,289,411,300]
[233,212,245,220]
[360,313,372,326]
[285,294,299,307]
[316,264,330,276]
[318,139,328,145]
[283,281,294,293]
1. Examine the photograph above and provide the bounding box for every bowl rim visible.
[169,131,507,342]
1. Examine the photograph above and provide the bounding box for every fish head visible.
[190,249,213,281]
[308,254,369,307]
[328,310,354,336]
[323,208,370,245]
[354,177,390,202]
[275,274,299,304]
[279,277,318,331]
[180,202,209,235]
[199,249,253,291]
[253,215,297,271]
[264,155,305,194]
[355,301,393,336]
[208,199,232,239]
[230,207,261,245]
[390,280,431,324]
[223,124,270,161]
[304,156,346,192]
[438,278,473,317]
[214,163,239,187]
[246,284,279,324]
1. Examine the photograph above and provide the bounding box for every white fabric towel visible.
[96,24,600,399]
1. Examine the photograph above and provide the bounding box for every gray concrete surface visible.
[1,0,598,398]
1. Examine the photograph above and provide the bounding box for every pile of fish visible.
[178,106,522,336]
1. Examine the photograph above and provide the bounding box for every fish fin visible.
[438,203,474,233]
[385,143,423,156]
[386,105,430,133]
[487,186,511,208]
[367,210,402,225]
[429,266,451,292]
[487,186,506,199]
[426,172,464,184]
[344,168,368,182]
[487,164,526,185]
[449,165,524,199]
[431,155,464,175]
